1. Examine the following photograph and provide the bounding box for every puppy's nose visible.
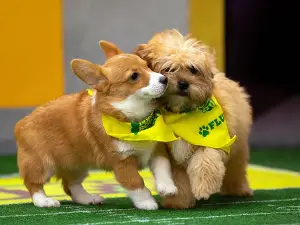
[178,80,189,90]
[159,76,168,85]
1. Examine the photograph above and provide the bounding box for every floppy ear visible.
[70,59,108,85]
[133,44,147,58]
[99,40,123,59]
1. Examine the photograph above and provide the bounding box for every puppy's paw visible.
[34,197,60,208]
[87,194,105,205]
[156,179,178,196]
[72,193,104,205]
[190,167,225,200]
[191,184,219,200]
[127,187,158,210]
[162,197,196,209]
[187,148,226,200]
[134,198,158,210]
[221,185,254,197]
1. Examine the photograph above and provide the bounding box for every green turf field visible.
[1,189,300,225]
[0,149,300,225]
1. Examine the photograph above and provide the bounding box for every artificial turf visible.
[0,189,300,225]
[0,149,299,225]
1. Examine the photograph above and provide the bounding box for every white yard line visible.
[1,198,300,219]
[202,197,300,206]
[0,208,135,218]
[72,211,300,225]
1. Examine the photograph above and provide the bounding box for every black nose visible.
[178,80,189,90]
[159,76,168,85]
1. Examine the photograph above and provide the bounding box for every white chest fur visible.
[114,140,157,168]
[170,139,194,165]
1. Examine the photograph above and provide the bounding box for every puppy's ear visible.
[99,40,123,59]
[133,44,153,66]
[133,44,147,56]
[70,59,108,86]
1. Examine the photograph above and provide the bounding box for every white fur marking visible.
[112,95,155,121]
[127,187,158,210]
[137,149,154,168]
[112,72,166,121]
[137,72,166,99]
[70,183,104,205]
[150,156,178,196]
[114,140,156,168]
[114,141,133,154]
[32,190,60,208]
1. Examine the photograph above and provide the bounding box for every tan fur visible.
[135,29,253,209]
[15,40,174,209]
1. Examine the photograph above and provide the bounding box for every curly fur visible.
[135,29,254,209]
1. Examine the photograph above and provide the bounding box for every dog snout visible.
[159,76,168,85]
[178,80,189,90]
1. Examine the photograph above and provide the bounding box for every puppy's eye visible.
[164,67,176,73]
[129,72,139,82]
[189,65,198,74]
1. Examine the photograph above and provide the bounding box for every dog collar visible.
[86,89,178,142]
[162,96,236,153]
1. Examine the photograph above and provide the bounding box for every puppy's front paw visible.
[72,193,104,205]
[190,167,225,200]
[187,148,226,200]
[34,197,61,208]
[156,179,178,196]
[191,182,220,200]
[134,198,158,210]
[87,194,105,205]
[127,187,158,210]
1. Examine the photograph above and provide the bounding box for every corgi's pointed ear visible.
[70,59,108,85]
[99,40,123,59]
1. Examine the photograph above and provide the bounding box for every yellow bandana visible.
[86,89,178,142]
[162,96,236,153]
[87,89,236,151]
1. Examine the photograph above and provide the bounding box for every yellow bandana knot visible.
[162,96,236,153]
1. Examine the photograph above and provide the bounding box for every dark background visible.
[226,0,298,119]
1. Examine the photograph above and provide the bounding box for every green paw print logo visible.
[199,126,210,137]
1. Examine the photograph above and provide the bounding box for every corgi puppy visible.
[135,29,253,209]
[15,41,178,210]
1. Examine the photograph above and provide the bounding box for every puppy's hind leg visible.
[60,169,104,205]
[161,159,196,209]
[113,156,158,210]
[19,152,60,208]
[220,144,253,196]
